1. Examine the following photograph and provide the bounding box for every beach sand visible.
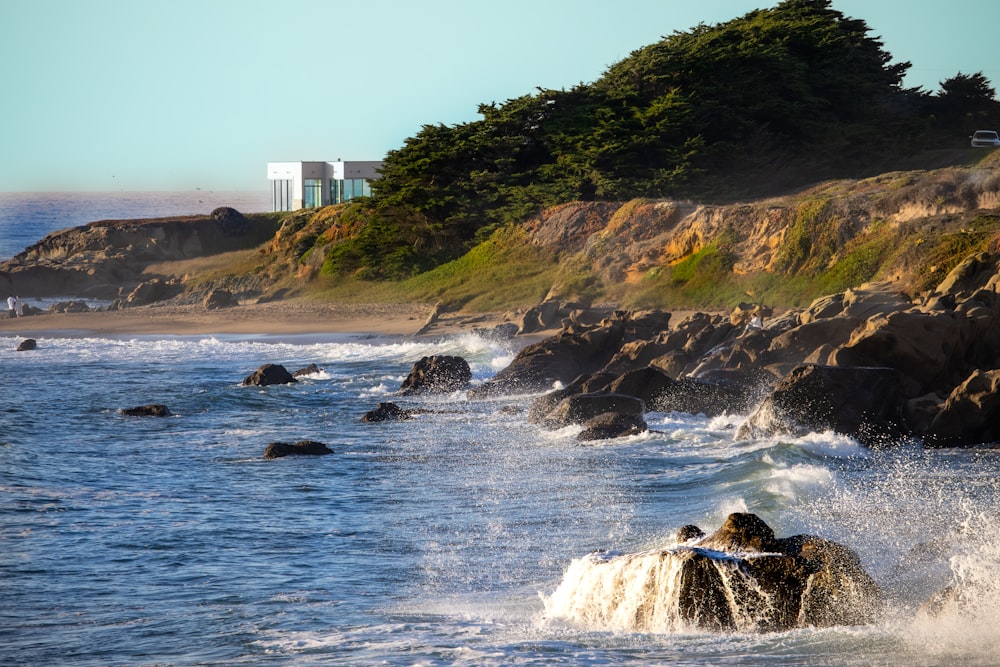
[0,301,512,338]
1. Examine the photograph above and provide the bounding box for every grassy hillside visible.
[187,150,1000,315]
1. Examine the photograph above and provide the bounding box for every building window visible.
[304,178,323,208]
[272,179,293,211]
[332,178,372,204]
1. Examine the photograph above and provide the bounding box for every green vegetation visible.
[330,0,996,283]
[237,0,1000,314]
[910,215,1000,292]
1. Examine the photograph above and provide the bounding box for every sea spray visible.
[542,546,794,633]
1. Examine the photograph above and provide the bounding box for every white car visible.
[970,130,1000,147]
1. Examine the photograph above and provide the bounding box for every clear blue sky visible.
[1,0,997,193]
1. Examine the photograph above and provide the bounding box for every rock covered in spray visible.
[543,512,882,633]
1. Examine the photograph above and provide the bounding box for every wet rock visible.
[546,513,882,633]
[16,338,36,351]
[472,322,519,341]
[577,412,648,441]
[526,372,617,424]
[242,363,298,386]
[292,363,322,378]
[362,402,414,422]
[121,404,171,417]
[399,355,471,395]
[925,369,1000,447]
[737,364,908,446]
[263,440,333,459]
[539,391,645,428]
[470,319,629,397]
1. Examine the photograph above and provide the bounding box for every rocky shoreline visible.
[370,249,1000,451]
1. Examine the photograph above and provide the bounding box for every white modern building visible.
[266,160,383,211]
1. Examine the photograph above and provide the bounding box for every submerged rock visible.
[577,412,648,441]
[543,512,882,633]
[120,404,171,417]
[362,402,415,422]
[16,338,36,351]
[263,440,333,459]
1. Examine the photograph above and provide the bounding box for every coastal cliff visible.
[0,207,280,299]
[2,154,998,311]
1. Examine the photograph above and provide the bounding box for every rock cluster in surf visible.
[467,251,1000,448]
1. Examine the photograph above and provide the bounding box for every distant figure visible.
[14,296,23,318]
[6,295,14,318]
[745,313,762,334]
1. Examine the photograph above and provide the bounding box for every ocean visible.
[3,194,1000,665]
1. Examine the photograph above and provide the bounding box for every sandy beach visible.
[0,301,513,338]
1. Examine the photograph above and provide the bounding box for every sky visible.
[1,0,998,193]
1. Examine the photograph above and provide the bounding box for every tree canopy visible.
[342,0,998,279]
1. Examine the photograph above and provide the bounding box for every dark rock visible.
[606,366,676,405]
[16,338,36,351]
[121,404,171,417]
[203,288,237,310]
[677,524,706,542]
[577,412,648,441]
[527,372,617,423]
[472,322,520,341]
[563,513,882,633]
[399,355,472,395]
[925,369,1000,447]
[263,440,333,459]
[242,363,298,386]
[292,363,322,377]
[737,364,908,446]
[211,207,249,234]
[539,391,645,428]
[470,319,629,397]
[688,513,883,630]
[362,402,414,422]
[832,310,972,396]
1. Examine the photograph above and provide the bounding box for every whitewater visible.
[3,329,1000,666]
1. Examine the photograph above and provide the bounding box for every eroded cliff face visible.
[3,160,999,306]
[0,208,280,299]
[524,163,1000,295]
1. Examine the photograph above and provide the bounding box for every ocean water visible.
[0,191,272,261]
[3,194,1000,665]
[4,331,1000,666]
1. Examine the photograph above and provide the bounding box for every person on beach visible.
[14,296,23,318]
[6,295,14,318]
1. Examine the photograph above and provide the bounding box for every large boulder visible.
[577,412,648,441]
[925,369,1000,447]
[737,364,908,446]
[538,391,645,428]
[125,278,172,307]
[832,310,972,396]
[399,355,472,395]
[203,288,237,310]
[16,338,36,351]
[242,363,298,386]
[526,372,617,424]
[470,319,630,397]
[544,512,882,633]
